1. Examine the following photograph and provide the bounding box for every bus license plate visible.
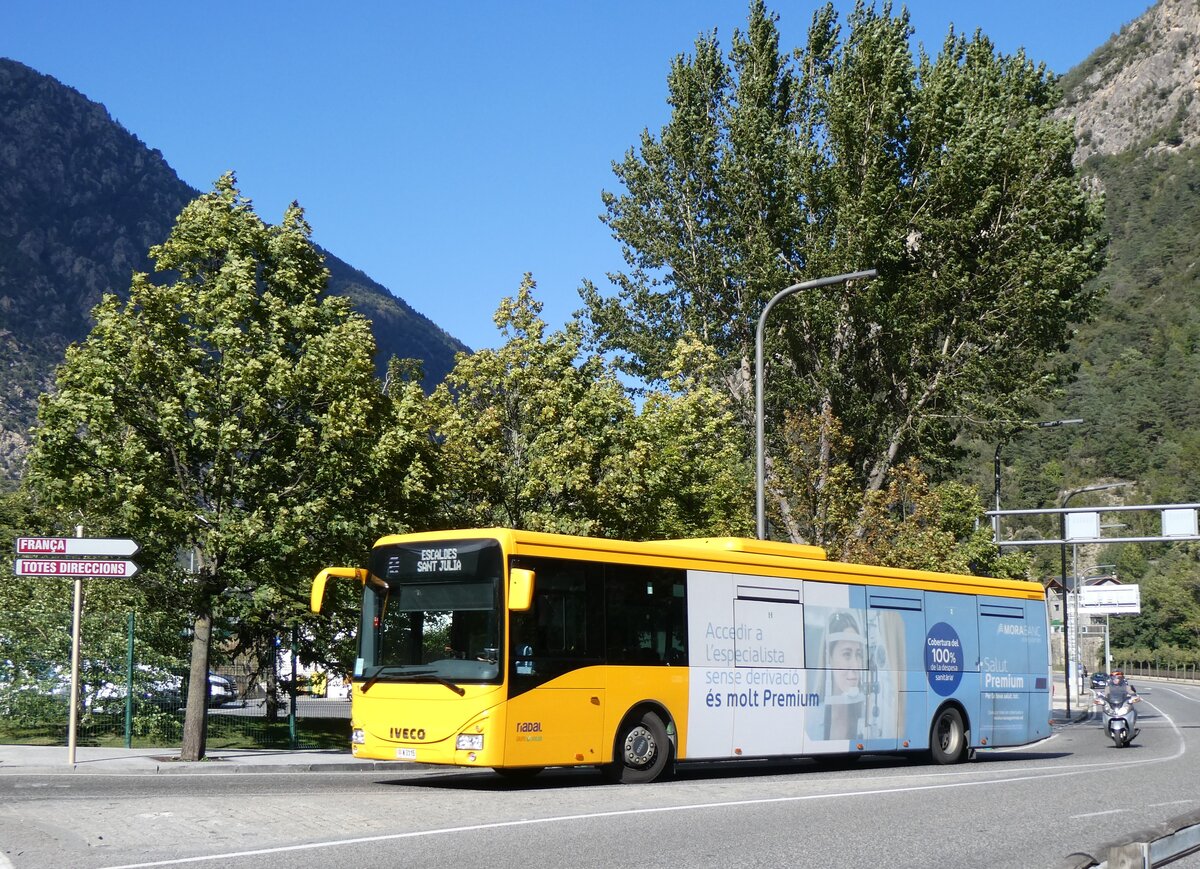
[396,748,417,760]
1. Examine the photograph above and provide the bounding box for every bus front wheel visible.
[607,710,671,784]
[930,707,967,765]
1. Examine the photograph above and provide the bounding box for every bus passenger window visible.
[605,566,687,666]
[508,559,602,684]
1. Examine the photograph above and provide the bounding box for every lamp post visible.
[755,269,877,540]
[1060,481,1135,716]
[1081,563,1117,675]
[992,418,1084,541]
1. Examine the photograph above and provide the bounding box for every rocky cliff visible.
[1059,0,1200,163]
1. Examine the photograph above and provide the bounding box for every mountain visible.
[0,58,467,486]
[986,0,1200,515]
[1057,0,1200,502]
[1059,0,1200,164]
[966,0,1200,653]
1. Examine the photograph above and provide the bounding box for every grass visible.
[0,714,350,750]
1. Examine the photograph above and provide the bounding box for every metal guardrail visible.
[1055,807,1200,868]
[1122,665,1200,683]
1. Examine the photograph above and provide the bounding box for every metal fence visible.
[0,610,349,750]
[1119,662,1200,683]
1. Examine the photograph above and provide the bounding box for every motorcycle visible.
[1094,690,1141,747]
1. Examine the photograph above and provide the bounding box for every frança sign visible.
[16,537,140,557]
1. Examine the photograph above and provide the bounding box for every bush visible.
[132,709,183,742]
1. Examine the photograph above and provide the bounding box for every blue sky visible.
[2,2,1151,352]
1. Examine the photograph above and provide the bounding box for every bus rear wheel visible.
[930,707,967,765]
[607,711,671,784]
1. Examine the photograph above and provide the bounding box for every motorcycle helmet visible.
[1110,670,1124,684]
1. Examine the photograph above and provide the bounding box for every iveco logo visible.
[390,726,426,740]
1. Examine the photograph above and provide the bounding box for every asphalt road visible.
[3,683,1200,869]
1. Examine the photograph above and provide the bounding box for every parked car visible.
[207,672,237,706]
[95,669,238,709]
[1090,672,1109,689]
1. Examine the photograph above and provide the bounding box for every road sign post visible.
[68,535,83,766]
[12,532,140,764]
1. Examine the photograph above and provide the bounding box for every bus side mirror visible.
[509,568,535,611]
[311,567,368,613]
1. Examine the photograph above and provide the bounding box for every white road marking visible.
[74,696,1192,869]
[1152,685,1200,704]
[89,763,1160,869]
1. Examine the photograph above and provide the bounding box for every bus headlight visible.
[456,733,484,751]
[351,728,365,745]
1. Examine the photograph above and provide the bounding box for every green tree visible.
[583,1,1105,541]
[0,490,72,718]
[24,174,407,759]
[430,278,752,539]
[846,462,1028,578]
[431,276,636,536]
[1111,545,1200,655]
[622,337,754,540]
[774,411,1024,575]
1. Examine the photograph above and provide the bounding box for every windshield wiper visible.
[360,667,465,696]
[359,666,413,694]
[425,674,466,696]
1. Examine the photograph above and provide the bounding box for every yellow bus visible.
[311,528,1051,783]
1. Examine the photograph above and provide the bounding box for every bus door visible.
[923,593,980,739]
[977,597,1048,745]
[505,561,605,767]
[801,582,867,754]
[730,584,805,756]
[1026,598,1052,740]
[865,591,926,751]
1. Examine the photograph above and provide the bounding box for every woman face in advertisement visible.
[830,639,864,695]
[828,613,865,697]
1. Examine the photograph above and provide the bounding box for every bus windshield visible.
[360,539,504,686]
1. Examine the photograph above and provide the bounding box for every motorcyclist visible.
[1097,670,1141,744]
[1103,670,1138,705]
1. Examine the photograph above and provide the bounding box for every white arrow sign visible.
[15,537,140,557]
[14,558,139,578]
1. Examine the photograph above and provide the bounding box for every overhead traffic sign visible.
[1080,583,1141,615]
[14,558,139,577]
[15,537,140,557]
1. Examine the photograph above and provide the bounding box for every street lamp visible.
[1060,481,1135,716]
[755,268,877,540]
[1082,563,1117,580]
[992,418,1084,541]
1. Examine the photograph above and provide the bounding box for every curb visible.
[0,755,418,776]
[0,760,405,775]
[148,760,400,774]
[1051,708,1095,726]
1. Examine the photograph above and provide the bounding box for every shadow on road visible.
[373,747,1073,791]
